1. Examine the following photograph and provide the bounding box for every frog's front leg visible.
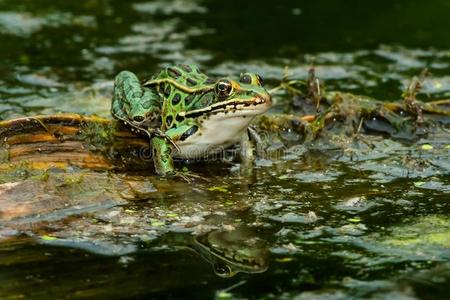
[112,70,159,123]
[151,125,198,176]
[239,129,257,167]
[151,136,175,176]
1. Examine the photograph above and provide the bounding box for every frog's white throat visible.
[174,110,258,159]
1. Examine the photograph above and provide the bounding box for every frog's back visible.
[148,64,214,90]
[143,65,217,131]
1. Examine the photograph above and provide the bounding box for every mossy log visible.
[0,114,152,171]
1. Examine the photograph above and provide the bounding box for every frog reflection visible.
[156,226,269,278]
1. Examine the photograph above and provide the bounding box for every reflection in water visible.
[36,226,269,278]
[190,227,268,277]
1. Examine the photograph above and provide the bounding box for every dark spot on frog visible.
[164,85,171,97]
[180,126,198,141]
[185,94,195,105]
[199,92,214,106]
[158,84,165,95]
[176,114,184,122]
[187,78,197,87]
[167,67,181,79]
[205,78,215,84]
[180,64,192,72]
[166,115,173,127]
[172,93,181,105]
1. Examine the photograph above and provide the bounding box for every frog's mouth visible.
[182,95,271,119]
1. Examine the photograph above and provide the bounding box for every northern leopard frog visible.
[112,65,271,175]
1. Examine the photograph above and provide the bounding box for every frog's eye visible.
[213,263,233,278]
[215,79,233,98]
[239,74,252,84]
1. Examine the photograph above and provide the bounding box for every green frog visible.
[111,64,271,175]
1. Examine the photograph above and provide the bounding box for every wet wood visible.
[0,173,129,221]
[0,114,155,221]
[0,114,152,171]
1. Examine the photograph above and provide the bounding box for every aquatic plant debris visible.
[208,186,229,192]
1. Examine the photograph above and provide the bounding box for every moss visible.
[0,146,9,164]
[0,161,36,184]
[28,170,50,182]
[382,215,450,248]
[63,173,84,186]
[78,121,114,152]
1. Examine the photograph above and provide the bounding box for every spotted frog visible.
[111,65,271,175]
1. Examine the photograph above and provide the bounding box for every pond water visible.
[1,0,450,299]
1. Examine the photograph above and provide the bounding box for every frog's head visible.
[174,73,271,153]
[192,227,269,278]
[213,72,272,116]
[184,72,271,119]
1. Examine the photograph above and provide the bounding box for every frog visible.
[111,64,272,175]
[152,227,269,278]
[192,227,269,277]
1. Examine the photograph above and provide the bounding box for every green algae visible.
[381,215,450,248]
[79,120,115,152]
